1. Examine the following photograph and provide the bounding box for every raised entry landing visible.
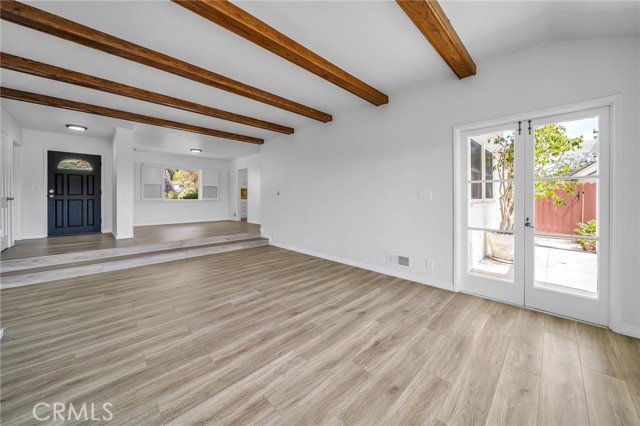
[0,221,266,288]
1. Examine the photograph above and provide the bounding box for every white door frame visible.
[1,131,14,250]
[42,148,106,237]
[453,94,622,331]
[236,167,248,222]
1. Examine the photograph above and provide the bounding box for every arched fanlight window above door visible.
[57,158,93,171]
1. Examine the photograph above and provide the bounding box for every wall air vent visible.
[387,253,411,267]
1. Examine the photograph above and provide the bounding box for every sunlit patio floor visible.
[471,238,598,294]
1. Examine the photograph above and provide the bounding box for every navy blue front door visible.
[47,151,101,236]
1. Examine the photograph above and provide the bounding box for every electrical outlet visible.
[426,259,434,271]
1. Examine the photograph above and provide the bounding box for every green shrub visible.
[181,188,199,199]
[165,189,199,199]
[575,219,597,251]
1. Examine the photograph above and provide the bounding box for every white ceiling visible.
[1,0,638,159]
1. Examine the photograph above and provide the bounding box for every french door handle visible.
[525,217,535,229]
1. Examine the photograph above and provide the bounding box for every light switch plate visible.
[418,192,432,202]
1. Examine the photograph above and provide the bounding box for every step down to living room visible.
[0,222,267,289]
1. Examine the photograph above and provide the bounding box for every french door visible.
[458,106,609,325]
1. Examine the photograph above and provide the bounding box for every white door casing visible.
[0,131,14,251]
[454,99,615,327]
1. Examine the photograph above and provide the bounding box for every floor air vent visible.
[387,253,410,267]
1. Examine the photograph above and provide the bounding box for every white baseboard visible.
[611,323,640,339]
[248,221,261,225]
[270,242,454,292]
[112,232,134,240]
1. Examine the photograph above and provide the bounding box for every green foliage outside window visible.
[576,219,597,251]
[164,169,199,200]
[490,124,593,231]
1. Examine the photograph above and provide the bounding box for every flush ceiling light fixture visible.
[66,124,87,131]
[190,148,202,153]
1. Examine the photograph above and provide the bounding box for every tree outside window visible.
[164,169,199,200]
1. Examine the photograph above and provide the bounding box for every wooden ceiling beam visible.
[172,0,389,106]
[396,0,476,79]
[0,53,294,135]
[0,0,331,122]
[0,87,264,144]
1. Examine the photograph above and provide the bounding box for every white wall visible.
[230,153,261,224]
[261,37,640,336]
[20,129,113,239]
[0,107,22,148]
[1,107,23,242]
[112,128,134,239]
[133,150,230,226]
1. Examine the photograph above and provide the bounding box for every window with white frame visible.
[201,169,220,200]
[141,164,164,200]
[164,169,199,199]
[470,139,494,201]
[140,164,220,201]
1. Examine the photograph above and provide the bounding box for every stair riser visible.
[0,240,268,289]
[1,232,261,273]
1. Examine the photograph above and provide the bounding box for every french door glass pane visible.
[468,181,514,231]
[469,230,514,281]
[534,116,599,179]
[532,115,600,297]
[467,127,516,283]
[534,236,598,297]
[534,177,598,238]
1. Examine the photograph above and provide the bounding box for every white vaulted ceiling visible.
[1,0,638,159]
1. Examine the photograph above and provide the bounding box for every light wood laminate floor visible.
[1,246,638,425]
[0,221,260,260]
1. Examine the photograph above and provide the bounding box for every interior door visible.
[47,151,102,236]
[524,107,609,325]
